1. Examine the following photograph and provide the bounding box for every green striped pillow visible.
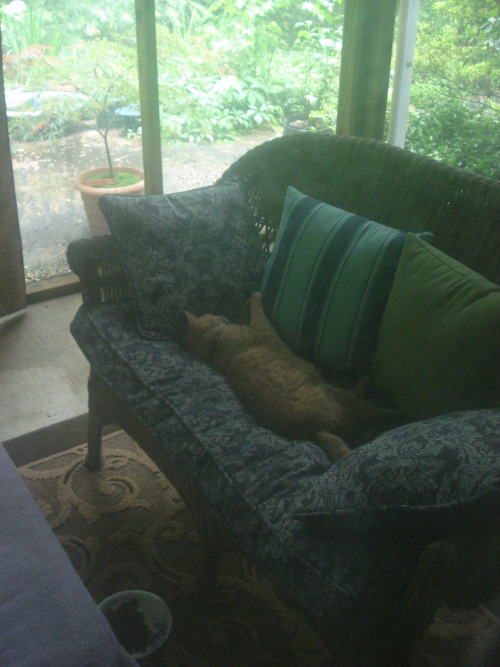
[261,187,428,379]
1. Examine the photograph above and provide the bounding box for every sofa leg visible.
[199,541,221,595]
[85,410,105,471]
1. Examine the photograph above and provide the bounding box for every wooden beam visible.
[135,0,163,194]
[0,32,26,316]
[337,0,397,140]
[26,273,80,305]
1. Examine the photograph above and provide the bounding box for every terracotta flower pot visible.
[75,166,145,235]
[282,113,335,136]
[282,113,311,135]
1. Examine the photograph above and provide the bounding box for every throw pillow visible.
[296,409,500,533]
[261,186,432,379]
[372,234,500,420]
[99,181,267,339]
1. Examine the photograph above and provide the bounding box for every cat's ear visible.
[185,311,202,332]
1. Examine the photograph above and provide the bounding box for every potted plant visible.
[282,17,340,135]
[32,40,144,235]
[282,110,335,135]
[4,35,144,235]
[66,49,144,235]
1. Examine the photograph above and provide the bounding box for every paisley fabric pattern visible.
[99,181,267,340]
[296,410,500,532]
[70,302,482,660]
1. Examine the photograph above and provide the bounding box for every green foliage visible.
[53,41,138,173]
[84,171,140,187]
[38,0,136,43]
[207,0,289,86]
[154,24,285,143]
[0,0,136,59]
[156,0,215,36]
[6,39,139,171]
[2,0,343,146]
[158,62,282,143]
[0,1,65,55]
[285,8,342,115]
[7,108,67,142]
[405,0,500,177]
[2,0,497,177]
[406,94,499,178]
[415,0,499,107]
[56,40,138,113]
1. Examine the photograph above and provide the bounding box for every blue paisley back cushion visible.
[99,181,267,339]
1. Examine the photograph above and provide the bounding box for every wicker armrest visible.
[67,236,132,305]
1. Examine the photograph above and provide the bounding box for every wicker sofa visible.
[67,133,500,665]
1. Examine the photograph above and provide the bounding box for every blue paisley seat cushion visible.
[296,410,500,532]
[98,181,267,340]
[70,302,431,647]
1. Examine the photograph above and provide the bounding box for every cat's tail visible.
[315,431,351,462]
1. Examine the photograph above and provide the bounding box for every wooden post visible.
[135,0,163,194]
[337,0,397,140]
[0,32,26,316]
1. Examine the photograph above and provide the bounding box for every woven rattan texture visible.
[67,134,500,306]
[218,134,500,283]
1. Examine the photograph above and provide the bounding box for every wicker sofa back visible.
[69,134,500,307]
[218,133,500,284]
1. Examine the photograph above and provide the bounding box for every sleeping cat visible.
[184,291,397,461]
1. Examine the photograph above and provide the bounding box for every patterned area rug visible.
[18,430,500,666]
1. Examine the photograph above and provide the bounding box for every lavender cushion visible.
[0,444,137,666]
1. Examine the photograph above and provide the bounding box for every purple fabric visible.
[0,444,138,667]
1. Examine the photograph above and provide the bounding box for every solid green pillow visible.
[372,234,500,420]
[261,187,432,379]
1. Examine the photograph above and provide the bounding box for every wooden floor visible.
[0,293,89,441]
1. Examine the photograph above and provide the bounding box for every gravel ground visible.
[11,128,279,281]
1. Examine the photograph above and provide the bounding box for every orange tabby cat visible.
[184,291,396,461]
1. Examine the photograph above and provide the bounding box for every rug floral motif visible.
[19,431,330,666]
[19,431,500,666]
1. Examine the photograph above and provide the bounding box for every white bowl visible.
[99,589,172,659]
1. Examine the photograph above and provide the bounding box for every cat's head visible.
[183,311,229,362]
